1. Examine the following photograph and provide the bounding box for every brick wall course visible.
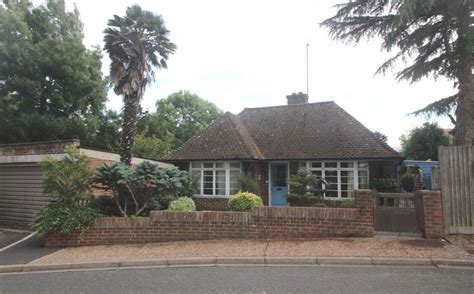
[44,190,375,247]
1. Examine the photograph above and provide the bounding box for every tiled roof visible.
[165,101,401,161]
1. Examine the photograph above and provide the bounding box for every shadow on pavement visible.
[0,234,59,265]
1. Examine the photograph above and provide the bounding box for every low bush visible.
[227,192,263,212]
[370,178,401,192]
[400,172,416,192]
[168,197,196,211]
[33,202,102,236]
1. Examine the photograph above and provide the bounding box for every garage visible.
[0,163,48,227]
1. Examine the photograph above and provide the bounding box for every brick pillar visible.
[417,190,444,239]
[355,189,375,236]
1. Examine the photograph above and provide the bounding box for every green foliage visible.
[341,199,355,208]
[33,202,101,236]
[168,197,196,211]
[95,162,190,216]
[321,0,473,145]
[286,168,320,201]
[137,90,223,151]
[400,122,450,160]
[237,173,259,195]
[370,178,402,193]
[226,192,263,212]
[133,132,173,160]
[40,146,95,206]
[0,0,108,145]
[87,195,123,217]
[104,5,176,165]
[400,172,416,192]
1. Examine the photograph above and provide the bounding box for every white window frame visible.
[303,161,369,199]
[190,161,242,197]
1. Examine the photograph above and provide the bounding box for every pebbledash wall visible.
[45,190,376,247]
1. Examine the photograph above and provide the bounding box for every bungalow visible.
[165,93,402,210]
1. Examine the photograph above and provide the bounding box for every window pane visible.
[311,162,322,168]
[311,171,322,179]
[203,170,213,195]
[191,162,201,168]
[229,162,241,169]
[215,162,224,168]
[340,162,354,168]
[358,162,368,169]
[325,162,337,168]
[203,162,213,168]
[215,170,226,195]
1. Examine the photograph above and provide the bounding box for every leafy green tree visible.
[40,145,95,206]
[138,90,223,150]
[0,0,109,145]
[400,122,450,160]
[322,0,473,145]
[104,5,176,165]
[133,132,173,160]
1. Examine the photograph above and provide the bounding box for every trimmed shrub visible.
[226,192,263,212]
[33,202,101,236]
[168,197,196,211]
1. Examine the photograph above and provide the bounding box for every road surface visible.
[1,265,473,293]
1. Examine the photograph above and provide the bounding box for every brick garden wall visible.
[417,190,444,239]
[44,190,375,247]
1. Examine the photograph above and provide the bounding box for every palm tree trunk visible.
[120,93,141,165]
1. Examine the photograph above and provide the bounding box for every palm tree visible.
[103,5,176,165]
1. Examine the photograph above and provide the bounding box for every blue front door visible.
[270,162,288,206]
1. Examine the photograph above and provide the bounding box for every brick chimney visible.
[286,92,308,105]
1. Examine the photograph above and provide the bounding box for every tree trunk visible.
[120,93,141,165]
[453,11,474,146]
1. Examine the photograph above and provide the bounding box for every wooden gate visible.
[439,145,474,234]
[375,193,421,233]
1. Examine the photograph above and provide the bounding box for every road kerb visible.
[371,257,432,266]
[216,257,265,264]
[69,261,120,270]
[431,258,474,267]
[119,259,168,267]
[168,257,217,266]
[265,257,317,265]
[2,256,474,274]
[317,257,372,265]
[22,263,73,272]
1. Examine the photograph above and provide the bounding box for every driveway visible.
[0,229,30,249]
[0,233,59,265]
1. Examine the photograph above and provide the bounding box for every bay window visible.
[190,162,242,196]
[301,161,369,199]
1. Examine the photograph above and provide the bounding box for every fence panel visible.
[439,145,474,234]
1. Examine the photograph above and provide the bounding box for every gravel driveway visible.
[30,236,473,265]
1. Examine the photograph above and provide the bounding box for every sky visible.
[64,0,455,149]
